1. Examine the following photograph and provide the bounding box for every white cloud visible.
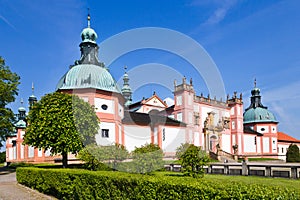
[164,97,174,106]
[260,81,300,139]
[263,81,300,103]
[204,0,237,25]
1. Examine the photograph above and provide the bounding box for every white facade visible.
[123,126,151,152]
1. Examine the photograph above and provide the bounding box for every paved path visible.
[0,167,57,200]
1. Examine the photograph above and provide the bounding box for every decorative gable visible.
[144,94,168,108]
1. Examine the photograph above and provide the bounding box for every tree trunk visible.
[62,151,68,168]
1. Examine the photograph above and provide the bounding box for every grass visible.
[155,171,300,192]
[11,160,300,193]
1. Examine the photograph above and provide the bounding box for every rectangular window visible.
[28,146,35,158]
[176,96,182,106]
[177,113,182,122]
[101,129,109,138]
[194,115,199,125]
[188,95,192,105]
[231,121,235,129]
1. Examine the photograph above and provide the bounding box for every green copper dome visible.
[244,107,277,124]
[15,119,26,128]
[18,106,26,112]
[56,64,121,93]
[81,27,98,44]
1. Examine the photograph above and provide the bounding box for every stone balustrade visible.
[164,162,300,179]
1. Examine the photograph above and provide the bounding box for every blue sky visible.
[1,0,300,142]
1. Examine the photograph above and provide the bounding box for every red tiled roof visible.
[277,132,300,143]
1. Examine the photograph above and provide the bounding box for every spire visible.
[28,82,37,109]
[245,79,267,111]
[31,82,34,94]
[121,66,132,106]
[78,11,101,66]
[87,8,91,28]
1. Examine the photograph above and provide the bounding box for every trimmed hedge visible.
[17,167,300,199]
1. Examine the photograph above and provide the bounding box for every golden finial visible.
[32,82,34,94]
[87,8,91,28]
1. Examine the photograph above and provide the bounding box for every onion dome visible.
[81,14,97,44]
[244,107,277,124]
[56,64,121,93]
[15,119,26,128]
[243,79,278,124]
[56,13,121,94]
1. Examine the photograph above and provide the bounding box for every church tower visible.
[56,13,125,147]
[173,77,195,143]
[243,80,278,156]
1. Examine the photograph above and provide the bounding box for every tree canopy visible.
[0,56,20,147]
[175,143,192,160]
[181,144,209,178]
[78,143,129,170]
[23,92,99,167]
[286,144,300,163]
[132,143,164,174]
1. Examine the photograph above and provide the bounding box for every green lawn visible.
[155,171,300,192]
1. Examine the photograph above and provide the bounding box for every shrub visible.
[181,144,209,178]
[0,151,5,163]
[175,143,191,159]
[286,144,300,162]
[78,144,128,171]
[132,143,164,174]
[17,167,300,200]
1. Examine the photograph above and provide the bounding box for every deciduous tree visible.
[175,143,191,160]
[0,56,20,147]
[132,143,164,174]
[181,144,209,178]
[24,92,99,168]
[78,143,129,170]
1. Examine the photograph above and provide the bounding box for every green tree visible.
[78,143,128,170]
[0,57,20,147]
[0,151,6,163]
[175,143,191,160]
[23,92,99,168]
[78,144,104,170]
[181,144,209,178]
[286,144,300,162]
[132,143,164,174]
[106,143,129,169]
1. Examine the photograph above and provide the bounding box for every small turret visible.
[28,83,37,109]
[15,98,26,128]
[245,78,267,111]
[121,66,132,106]
[77,12,101,66]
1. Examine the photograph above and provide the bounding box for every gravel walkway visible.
[0,167,57,200]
